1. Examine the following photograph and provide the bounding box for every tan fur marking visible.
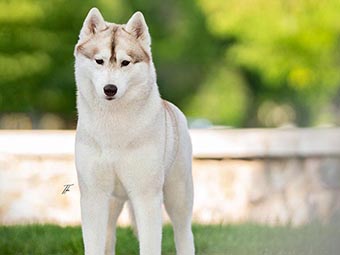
[127,49,147,63]
[76,24,150,63]
[110,26,119,63]
[120,28,150,63]
[89,18,96,34]
[76,41,100,59]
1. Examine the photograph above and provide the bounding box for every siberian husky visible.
[74,8,195,255]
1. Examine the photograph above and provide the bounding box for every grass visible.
[0,222,339,255]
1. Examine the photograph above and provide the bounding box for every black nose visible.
[103,84,118,97]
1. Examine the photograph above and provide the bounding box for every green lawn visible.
[0,223,339,255]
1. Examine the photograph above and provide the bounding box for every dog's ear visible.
[126,11,151,46]
[79,8,107,40]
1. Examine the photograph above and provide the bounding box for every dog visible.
[74,8,195,255]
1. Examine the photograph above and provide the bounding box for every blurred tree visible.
[186,68,250,126]
[1,0,340,128]
[195,0,340,126]
[0,0,90,127]
[0,0,222,128]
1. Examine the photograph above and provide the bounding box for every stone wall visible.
[0,129,339,226]
[193,158,340,226]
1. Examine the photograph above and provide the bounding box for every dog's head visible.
[74,8,155,102]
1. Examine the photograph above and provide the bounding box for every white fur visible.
[74,8,195,255]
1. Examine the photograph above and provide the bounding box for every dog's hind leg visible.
[127,201,139,239]
[164,161,195,255]
[105,197,125,255]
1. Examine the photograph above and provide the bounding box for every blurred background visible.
[1,0,340,129]
[1,1,340,254]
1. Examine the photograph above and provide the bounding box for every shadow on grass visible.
[0,221,339,255]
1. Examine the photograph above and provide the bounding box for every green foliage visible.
[186,68,250,126]
[0,0,340,127]
[0,0,221,128]
[197,0,340,126]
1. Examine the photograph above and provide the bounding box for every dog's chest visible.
[78,146,125,197]
[89,118,138,149]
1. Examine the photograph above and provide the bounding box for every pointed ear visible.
[125,11,151,46]
[79,8,107,40]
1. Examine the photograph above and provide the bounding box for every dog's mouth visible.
[105,96,115,101]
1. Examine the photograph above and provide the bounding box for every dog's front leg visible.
[80,190,110,255]
[131,193,163,255]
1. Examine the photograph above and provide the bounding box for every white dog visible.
[74,8,195,255]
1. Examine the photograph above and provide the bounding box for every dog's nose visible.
[103,84,118,97]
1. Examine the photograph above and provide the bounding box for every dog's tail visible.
[127,201,139,239]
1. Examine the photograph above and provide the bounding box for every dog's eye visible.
[95,59,104,65]
[121,60,130,67]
